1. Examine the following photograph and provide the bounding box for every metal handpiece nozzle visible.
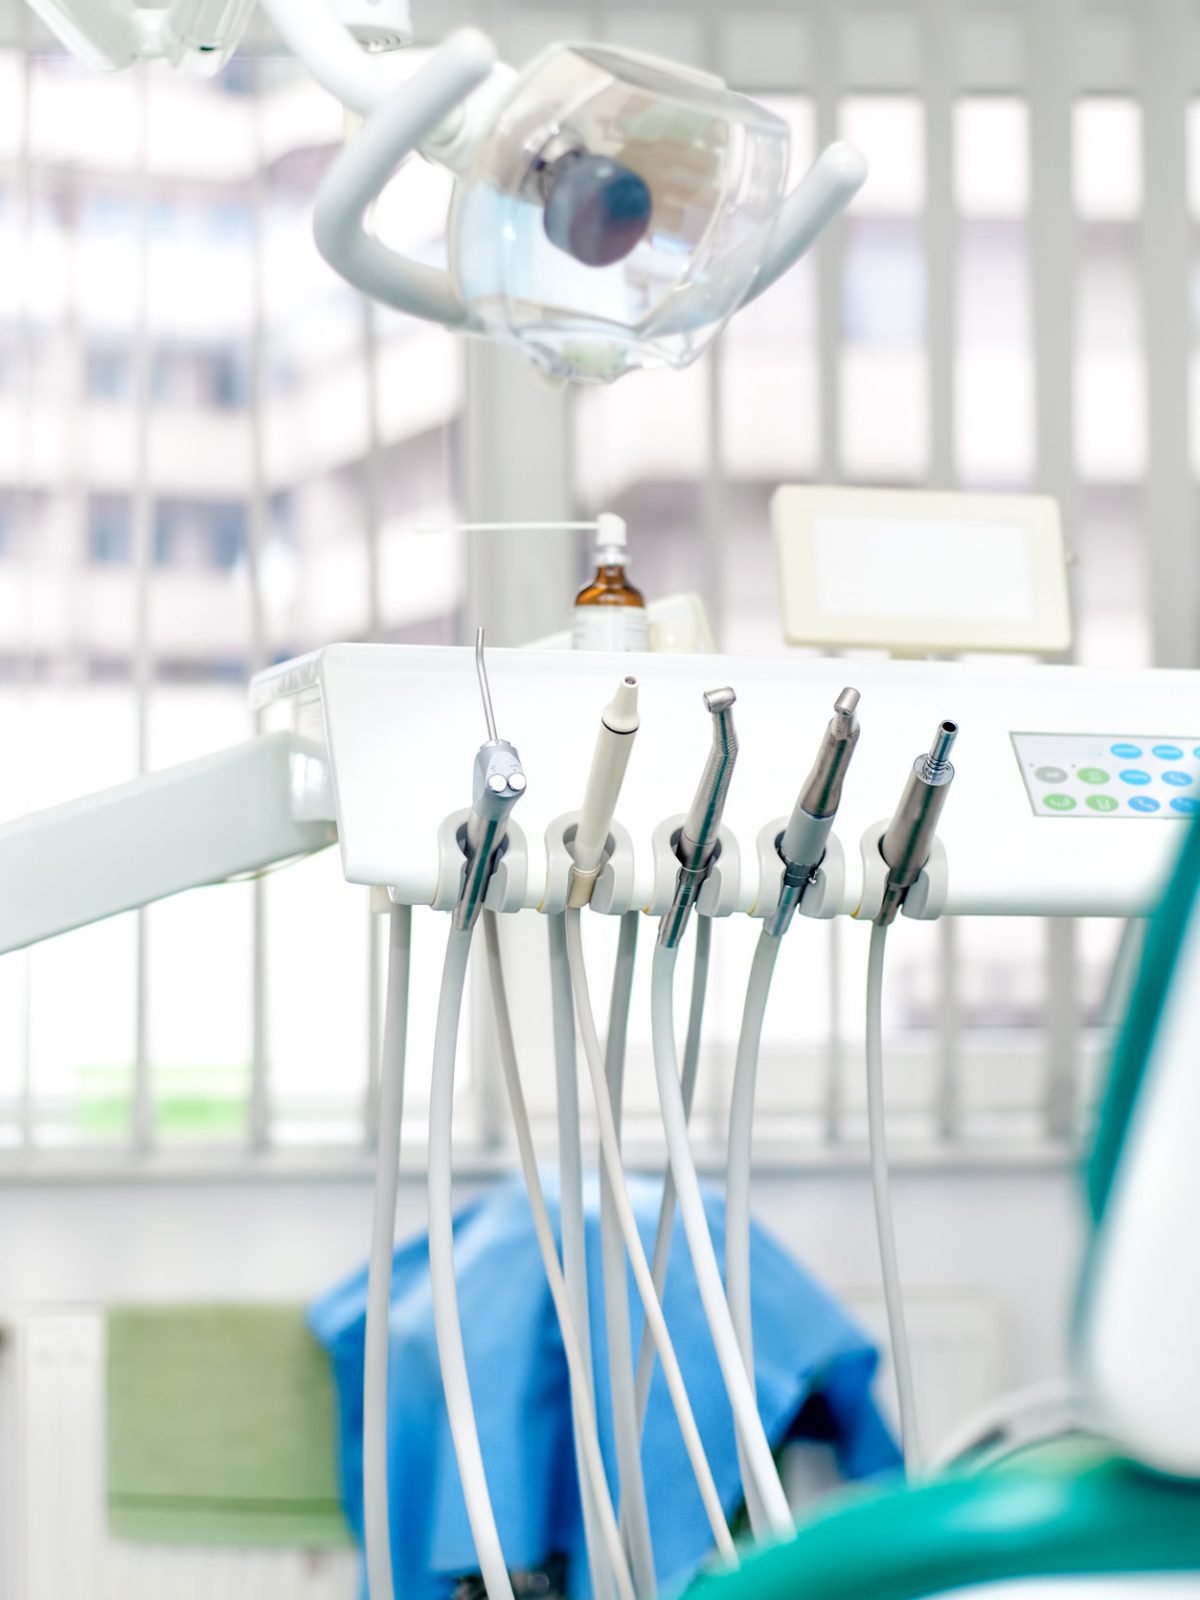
[766,686,861,939]
[659,687,738,949]
[453,631,528,931]
[876,718,958,928]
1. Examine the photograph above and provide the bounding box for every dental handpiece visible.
[765,686,861,939]
[452,630,527,932]
[568,675,640,908]
[659,687,738,949]
[875,719,958,928]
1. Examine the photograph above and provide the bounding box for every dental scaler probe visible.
[427,631,528,1600]
[569,674,640,906]
[868,718,959,1473]
[649,690,794,1536]
[726,686,862,1534]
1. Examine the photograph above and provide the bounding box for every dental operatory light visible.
[24,0,867,383]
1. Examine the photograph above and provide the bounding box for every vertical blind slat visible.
[920,0,964,1145]
[1140,0,1197,670]
[1027,0,1082,1140]
[130,64,154,1155]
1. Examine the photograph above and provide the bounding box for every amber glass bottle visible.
[572,513,647,651]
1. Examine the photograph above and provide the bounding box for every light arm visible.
[312,29,496,329]
[0,732,335,957]
[257,0,398,115]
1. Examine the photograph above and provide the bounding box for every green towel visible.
[107,1304,352,1547]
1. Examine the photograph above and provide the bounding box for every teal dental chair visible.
[688,818,1200,1600]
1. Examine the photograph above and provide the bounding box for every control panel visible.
[1013,733,1200,819]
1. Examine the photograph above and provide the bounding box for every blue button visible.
[1119,769,1151,786]
[1171,797,1200,816]
[1194,746,1200,759]
[1153,744,1184,760]
[1162,770,1194,787]
[1111,742,1142,759]
[1129,795,1160,814]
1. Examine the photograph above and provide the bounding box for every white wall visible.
[0,1163,1085,1442]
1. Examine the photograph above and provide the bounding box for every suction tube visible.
[632,918,712,1425]
[564,907,736,1563]
[865,920,919,1468]
[547,911,609,1600]
[598,912,656,1596]
[484,912,634,1600]
[723,927,781,1535]
[427,923,516,1600]
[650,938,793,1536]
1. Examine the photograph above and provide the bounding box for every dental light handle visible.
[312,29,498,331]
[568,675,640,908]
[746,140,867,304]
[647,141,867,339]
[876,720,958,928]
[660,688,738,950]
[766,686,861,940]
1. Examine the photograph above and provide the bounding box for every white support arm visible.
[311,29,496,328]
[0,733,336,957]
[257,0,398,116]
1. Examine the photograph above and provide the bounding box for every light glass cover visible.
[450,43,790,383]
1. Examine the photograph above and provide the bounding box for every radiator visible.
[2,1313,359,1600]
[2,1297,1004,1600]
[845,1287,1007,1457]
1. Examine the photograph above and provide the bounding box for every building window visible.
[154,499,248,569]
[87,495,132,564]
[86,343,133,401]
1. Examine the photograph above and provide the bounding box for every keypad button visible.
[1128,795,1160,814]
[1162,770,1194,788]
[1119,770,1151,786]
[1086,794,1119,813]
[1153,744,1184,761]
[1034,766,1068,783]
[1111,743,1142,759]
[1043,793,1076,812]
[1170,797,1200,816]
[1077,767,1109,785]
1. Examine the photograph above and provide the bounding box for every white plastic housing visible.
[251,644,1200,917]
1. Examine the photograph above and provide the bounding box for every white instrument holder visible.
[647,815,741,921]
[750,819,844,922]
[855,824,949,923]
[542,812,638,917]
[428,808,529,916]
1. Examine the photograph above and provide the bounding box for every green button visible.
[1077,767,1110,784]
[1087,793,1119,813]
[1044,793,1077,811]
